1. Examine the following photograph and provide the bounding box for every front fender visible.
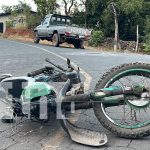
[21,82,55,102]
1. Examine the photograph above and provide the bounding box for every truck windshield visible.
[51,16,71,25]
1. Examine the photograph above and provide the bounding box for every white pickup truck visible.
[34,14,91,49]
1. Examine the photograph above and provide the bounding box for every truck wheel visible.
[80,41,85,49]
[52,33,59,47]
[73,41,84,49]
[34,32,40,44]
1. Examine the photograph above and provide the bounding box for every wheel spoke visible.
[103,73,150,128]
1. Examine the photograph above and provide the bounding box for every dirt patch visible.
[4,28,34,39]
[2,28,75,48]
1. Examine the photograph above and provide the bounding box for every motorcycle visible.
[0,59,150,146]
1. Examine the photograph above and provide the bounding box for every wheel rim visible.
[100,68,150,129]
[34,33,39,42]
[52,35,57,46]
[35,32,38,38]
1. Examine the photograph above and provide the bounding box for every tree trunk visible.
[85,7,87,27]
[85,0,87,28]
[111,3,120,52]
[114,14,118,51]
[135,25,139,52]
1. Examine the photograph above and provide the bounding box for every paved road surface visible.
[0,39,150,150]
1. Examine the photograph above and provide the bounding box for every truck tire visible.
[73,40,84,49]
[34,32,40,44]
[52,33,60,47]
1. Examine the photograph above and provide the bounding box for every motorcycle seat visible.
[1,77,31,99]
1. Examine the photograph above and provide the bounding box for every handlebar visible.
[45,58,66,72]
[28,58,80,77]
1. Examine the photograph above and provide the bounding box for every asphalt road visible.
[0,39,150,150]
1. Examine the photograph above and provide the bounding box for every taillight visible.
[65,32,71,36]
[85,34,90,39]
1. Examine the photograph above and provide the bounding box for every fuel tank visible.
[21,82,55,102]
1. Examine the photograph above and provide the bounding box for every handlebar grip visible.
[27,68,46,77]
[45,58,66,72]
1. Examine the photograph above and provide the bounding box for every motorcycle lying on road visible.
[0,59,150,146]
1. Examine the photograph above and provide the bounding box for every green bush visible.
[144,17,150,53]
[144,41,150,53]
[6,21,13,28]
[26,13,42,29]
[89,30,104,47]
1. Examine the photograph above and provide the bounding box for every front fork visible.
[63,84,146,106]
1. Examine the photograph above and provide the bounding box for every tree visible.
[62,0,75,16]
[2,1,31,14]
[2,1,32,15]
[118,0,144,15]
[103,0,144,51]
[79,0,88,27]
[34,0,59,18]
[144,17,150,52]
[118,0,144,52]
[11,1,32,19]
[1,5,12,13]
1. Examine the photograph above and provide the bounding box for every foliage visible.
[2,1,31,15]
[72,11,86,27]
[2,1,42,29]
[34,0,59,18]
[144,42,150,53]
[117,0,144,15]
[89,30,104,47]
[144,17,150,40]
[25,12,42,29]
[72,0,150,43]
[6,21,13,28]
[144,17,150,53]
[1,5,12,13]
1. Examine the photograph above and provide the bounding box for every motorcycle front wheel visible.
[93,62,150,138]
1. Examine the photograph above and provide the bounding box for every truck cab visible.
[36,14,72,37]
